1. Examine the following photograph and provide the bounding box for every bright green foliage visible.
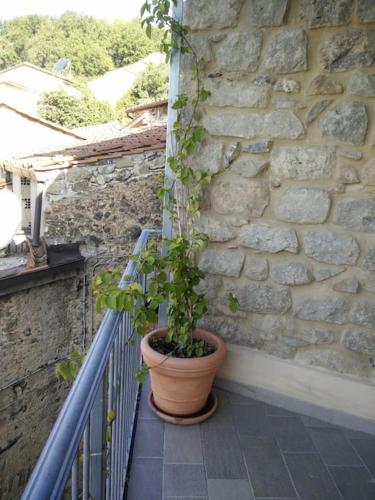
[93,0,239,367]
[55,351,85,384]
[115,61,169,119]
[109,20,158,68]
[38,89,114,129]
[0,13,163,77]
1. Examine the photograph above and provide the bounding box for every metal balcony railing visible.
[22,229,160,500]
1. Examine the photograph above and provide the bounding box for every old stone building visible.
[0,124,165,497]
[180,0,375,424]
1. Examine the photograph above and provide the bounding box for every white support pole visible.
[158,0,183,327]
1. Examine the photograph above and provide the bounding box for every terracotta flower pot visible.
[141,327,226,417]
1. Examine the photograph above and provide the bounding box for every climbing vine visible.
[93,0,238,362]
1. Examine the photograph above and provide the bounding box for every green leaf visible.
[228,292,240,314]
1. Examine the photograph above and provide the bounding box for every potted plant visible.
[93,0,238,423]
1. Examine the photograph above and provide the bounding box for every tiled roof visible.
[2,125,167,174]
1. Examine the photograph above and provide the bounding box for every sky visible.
[0,0,145,21]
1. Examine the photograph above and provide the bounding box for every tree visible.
[38,89,114,129]
[0,13,162,77]
[109,20,159,68]
[116,62,169,119]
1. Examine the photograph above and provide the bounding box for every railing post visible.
[89,381,105,500]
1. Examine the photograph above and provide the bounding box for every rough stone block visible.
[191,141,223,174]
[294,297,349,324]
[274,188,330,224]
[197,215,236,242]
[199,249,245,277]
[280,335,309,347]
[271,262,313,285]
[334,197,375,233]
[306,75,344,95]
[338,150,362,161]
[314,267,346,282]
[302,327,334,344]
[305,99,332,125]
[342,329,375,355]
[333,277,359,294]
[270,145,335,180]
[360,272,375,293]
[206,78,271,108]
[300,0,353,28]
[318,101,368,146]
[232,156,269,178]
[203,110,263,138]
[362,249,375,271]
[274,78,300,93]
[263,28,308,73]
[303,229,360,265]
[361,159,375,185]
[229,282,291,313]
[337,165,360,184]
[296,347,368,376]
[272,96,306,110]
[357,0,375,23]
[264,111,304,139]
[243,255,268,280]
[319,29,375,71]
[223,142,241,167]
[348,72,375,96]
[351,301,375,328]
[216,31,262,72]
[239,223,298,254]
[199,316,261,347]
[251,313,294,340]
[195,275,223,300]
[211,177,269,219]
[251,0,289,26]
[184,0,244,30]
[243,140,272,153]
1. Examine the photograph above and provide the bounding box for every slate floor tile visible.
[209,392,234,425]
[269,416,316,452]
[329,465,375,500]
[138,388,158,419]
[164,464,207,497]
[201,423,247,479]
[284,452,342,500]
[350,438,375,476]
[132,419,164,458]
[164,423,203,464]
[127,458,163,500]
[344,428,375,440]
[232,404,271,437]
[308,427,362,466]
[228,392,259,405]
[241,436,297,498]
[207,479,254,500]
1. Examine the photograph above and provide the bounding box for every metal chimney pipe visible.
[32,182,43,247]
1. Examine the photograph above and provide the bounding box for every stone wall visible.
[44,149,164,261]
[0,271,84,498]
[0,149,164,497]
[183,0,375,380]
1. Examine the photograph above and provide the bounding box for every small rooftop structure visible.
[126,98,168,129]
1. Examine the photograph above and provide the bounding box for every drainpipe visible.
[32,182,43,247]
[26,182,48,269]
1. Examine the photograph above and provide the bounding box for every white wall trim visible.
[217,343,375,434]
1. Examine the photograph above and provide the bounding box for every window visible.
[21,177,31,186]
[23,198,31,210]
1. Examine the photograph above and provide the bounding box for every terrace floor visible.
[126,379,375,500]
